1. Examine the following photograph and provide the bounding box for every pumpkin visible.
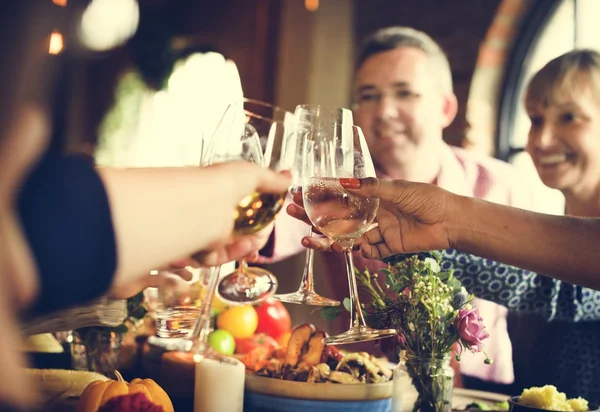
[76,371,174,412]
[98,392,164,412]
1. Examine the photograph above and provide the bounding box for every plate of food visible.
[241,324,393,412]
[508,385,599,412]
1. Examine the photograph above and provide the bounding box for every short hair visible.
[356,26,453,94]
[525,49,600,107]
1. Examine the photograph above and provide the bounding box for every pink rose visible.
[455,308,489,352]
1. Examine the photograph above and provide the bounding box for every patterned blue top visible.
[441,249,600,403]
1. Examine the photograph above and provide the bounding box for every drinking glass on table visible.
[274,105,353,306]
[153,266,209,339]
[302,124,397,344]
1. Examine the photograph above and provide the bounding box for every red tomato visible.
[235,333,279,354]
[254,298,292,338]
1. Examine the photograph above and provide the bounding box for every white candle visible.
[194,356,245,412]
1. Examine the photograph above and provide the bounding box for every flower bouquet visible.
[356,252,491,412]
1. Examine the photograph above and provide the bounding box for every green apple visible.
[207,329,236,355]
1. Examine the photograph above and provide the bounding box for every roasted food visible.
[242,323,392,385]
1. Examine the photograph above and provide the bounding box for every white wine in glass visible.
[233,191,285,236]
[274,105,353,307]
[303,177,379,249]
[302,124,397,345]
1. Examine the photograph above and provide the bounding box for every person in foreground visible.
[1,107,290,410]
[0,5,289,409]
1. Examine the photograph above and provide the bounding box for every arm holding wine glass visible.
[98,162,291,299]
[19,150,291,310]
[295,177,600,290]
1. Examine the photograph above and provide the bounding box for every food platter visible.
[245,373,393,401]
[241,323,395,411]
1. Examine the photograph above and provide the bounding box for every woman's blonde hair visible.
[525,49,600,107]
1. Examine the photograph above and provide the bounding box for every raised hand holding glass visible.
[274,105,353,307]
[302,124,397,344]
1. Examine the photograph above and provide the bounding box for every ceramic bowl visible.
[243,374,392,412]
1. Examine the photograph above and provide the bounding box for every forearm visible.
[449,195,600,289]
[99,166,238,282]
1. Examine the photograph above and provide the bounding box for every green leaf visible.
[447,278,461,292]
[435,271,450,282]
[385,271,395,288]
[321,306,341,321]
[443,311,456,323]
[390,283,404,293]
[343,298,352,312]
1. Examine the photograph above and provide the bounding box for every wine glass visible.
[302,124,397,344]
[148,107,271,354]
[274,105,353,306]
[214,100,293,305]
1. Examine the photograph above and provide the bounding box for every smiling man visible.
[274,26,544,392]
[347,27,542,392]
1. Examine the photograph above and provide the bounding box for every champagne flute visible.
[215,100,293,305]
[274,105,353,306]
[302,124,397,344]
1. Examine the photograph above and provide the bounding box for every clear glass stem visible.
[238,259,248,273]
[188,265,221,348]
[298,229,316,293]
[343,246,367,329]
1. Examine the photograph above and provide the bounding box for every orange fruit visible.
[216,305,258,339]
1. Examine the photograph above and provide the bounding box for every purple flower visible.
[455,308,489,352]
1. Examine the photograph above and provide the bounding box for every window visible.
[498,0,600,214]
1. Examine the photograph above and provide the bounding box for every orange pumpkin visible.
[76,371,174,412]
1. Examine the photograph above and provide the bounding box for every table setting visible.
[22,99,594,412]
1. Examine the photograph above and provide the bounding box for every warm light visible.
[305,0,319,12]
[79,0,139,51]
[48,31,63,54]
[238,194,253,208]
[52,0,67,6]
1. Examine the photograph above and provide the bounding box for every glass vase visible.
[392,352,454,412]
[70,329,123,377]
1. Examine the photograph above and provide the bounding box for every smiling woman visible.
[524,50,600,215]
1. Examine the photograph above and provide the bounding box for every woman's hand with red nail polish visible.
[340,177,361,189]
[344,178,453,259]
